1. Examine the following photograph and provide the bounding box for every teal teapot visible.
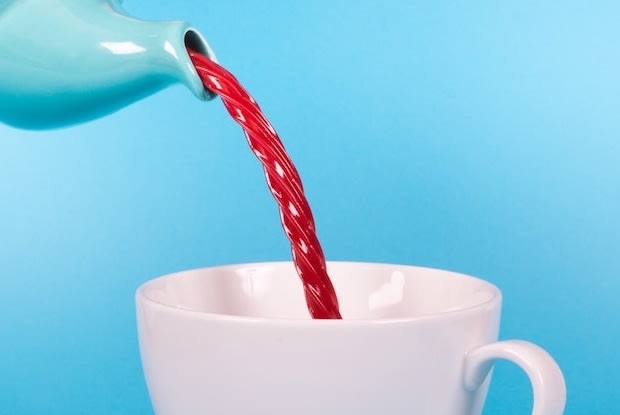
[0,0,216,129]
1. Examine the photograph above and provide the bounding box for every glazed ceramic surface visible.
[136,261,566,415]
[0,0,216,129]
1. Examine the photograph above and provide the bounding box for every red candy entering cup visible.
[188,48,341,319]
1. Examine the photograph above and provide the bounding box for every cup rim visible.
[136,261,502,325]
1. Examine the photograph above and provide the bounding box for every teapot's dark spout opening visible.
[183,29,217,100]
[185,30,211,58]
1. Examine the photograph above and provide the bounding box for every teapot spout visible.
[146,22,218,102]
[0,0,217,130]
[181,29,218,101]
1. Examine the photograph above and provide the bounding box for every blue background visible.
[0,1,618,414]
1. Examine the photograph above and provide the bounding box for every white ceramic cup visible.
[136,261,566,415]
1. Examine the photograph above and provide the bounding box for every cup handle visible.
[463,340,566,415]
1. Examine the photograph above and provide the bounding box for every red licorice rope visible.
[188,49,341,319]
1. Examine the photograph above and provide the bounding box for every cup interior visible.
[137,262,500,320]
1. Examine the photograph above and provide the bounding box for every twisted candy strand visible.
[188,49,341,319]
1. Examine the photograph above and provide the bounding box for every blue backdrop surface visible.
[1,1,618,414]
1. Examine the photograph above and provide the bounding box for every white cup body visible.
[137,262,508,415]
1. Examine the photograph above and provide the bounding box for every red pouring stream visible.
[188,48,341,319]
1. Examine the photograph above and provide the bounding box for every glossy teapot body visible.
[0,0,215,129]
